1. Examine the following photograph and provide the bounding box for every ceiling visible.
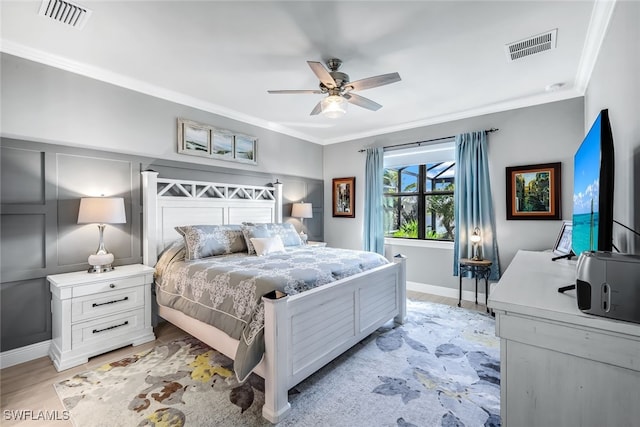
[1,1,612,145]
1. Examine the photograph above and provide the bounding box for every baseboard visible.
[0,340,51,369]
[407,281,489,303]
[0,283,486,370]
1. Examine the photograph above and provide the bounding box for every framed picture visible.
[177,118,212,157]
[177,118,258,165]
[553,220,573,255]
[332,177,355,218]
[234,134,257,165]
[506,162,561,220]
[211,129,234,160]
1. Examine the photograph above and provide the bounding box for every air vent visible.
[38,0,92,29]
[505,29,557,62]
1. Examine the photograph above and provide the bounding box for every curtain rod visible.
[357,128,499,153]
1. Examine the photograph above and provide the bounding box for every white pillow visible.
[250,236,285,256]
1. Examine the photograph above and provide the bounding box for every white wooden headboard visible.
[141,171,283,267]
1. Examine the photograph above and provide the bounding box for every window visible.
[383,141,455,241]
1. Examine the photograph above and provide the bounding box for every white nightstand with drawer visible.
[48,264,156,371]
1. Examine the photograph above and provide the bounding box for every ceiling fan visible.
[267,58,401,118]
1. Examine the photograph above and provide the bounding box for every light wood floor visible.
[407,290,489,313]
[0,292,489,426]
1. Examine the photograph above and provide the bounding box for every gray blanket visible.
[154,241,389,381]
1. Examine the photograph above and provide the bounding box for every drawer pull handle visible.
[93,321,129,334]
[92,296,129,307]
[109,284,116,288]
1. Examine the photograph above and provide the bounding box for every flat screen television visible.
[572,109,615,255]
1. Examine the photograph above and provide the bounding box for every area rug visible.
[54,300,501,426]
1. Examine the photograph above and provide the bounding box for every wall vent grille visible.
[38,0,92,29]
[505,29,557,62]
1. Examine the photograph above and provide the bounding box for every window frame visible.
[384,162,455,241]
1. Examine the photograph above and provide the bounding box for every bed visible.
[141,171,407,423]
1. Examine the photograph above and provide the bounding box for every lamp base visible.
[88,253,115,273]
[88,265,115,273]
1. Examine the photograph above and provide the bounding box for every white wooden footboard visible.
[261,256,407,423]
[142,171,408,423]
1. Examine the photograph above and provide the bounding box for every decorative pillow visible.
[250,236,285,256]
[241,223,302,254]
[241,225,271,254]
[175,224,247,260]
[268,223,303,247]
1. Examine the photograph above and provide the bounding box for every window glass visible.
[384,196,418,238]
[425,161,455,191]
[425,193,455,239]
[383,168,399,194]
[400,165,419,193]
[383,145,456,241]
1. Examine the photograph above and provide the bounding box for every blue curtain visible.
[364,147,384,254]
[453,132,501,280]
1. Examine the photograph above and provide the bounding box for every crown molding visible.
[574,0,617,93]
[2,0,614,149]
[322,89,584,145]
[0,39,324,145]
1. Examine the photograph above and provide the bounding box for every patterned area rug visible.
[54,300,501,426]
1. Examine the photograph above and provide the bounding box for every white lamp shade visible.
[291,202,313,219]
[77,197,126,224]
[321,95,348,118]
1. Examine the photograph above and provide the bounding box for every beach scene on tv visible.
[572,117,601,255]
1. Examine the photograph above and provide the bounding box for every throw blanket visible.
[154,242,389,381]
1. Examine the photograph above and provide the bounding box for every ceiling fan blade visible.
[310,101,322,116]
[267,90,323,94]
[344,93,382,111]
[307,61,336,88]
[347,72,401,92]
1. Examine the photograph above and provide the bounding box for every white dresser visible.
[48,264,156,371]
[488,250,640,427]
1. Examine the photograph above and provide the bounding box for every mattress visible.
[154,241,389,380]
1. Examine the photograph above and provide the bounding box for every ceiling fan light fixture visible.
[321,95,348,118]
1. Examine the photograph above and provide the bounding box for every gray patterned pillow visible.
[267,223,303,247]
[241,224,271,255]
[242,223,302,254]
[175,224,247,260]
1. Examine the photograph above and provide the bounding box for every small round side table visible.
[458,258,493,312]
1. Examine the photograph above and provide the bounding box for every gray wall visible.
[323,0,640,292]
[0,53,326,352]
[1,53,323,181]
[584,0,640,253]
[323,98,585,291]
[0,143,323,354]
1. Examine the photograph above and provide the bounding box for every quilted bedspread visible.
[154,242,389,381]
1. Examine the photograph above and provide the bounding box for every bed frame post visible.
[261,292,291,423]
[141,170,159,267]
[273,180,283,223]
[394,254,407,325]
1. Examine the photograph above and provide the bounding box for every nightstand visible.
[48,264,156,371]
[307,241,327,247]
[458,258,493,313]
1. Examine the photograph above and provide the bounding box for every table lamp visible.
[78,197,126,273]
[291,202,312,243]
[470,227,482,260]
